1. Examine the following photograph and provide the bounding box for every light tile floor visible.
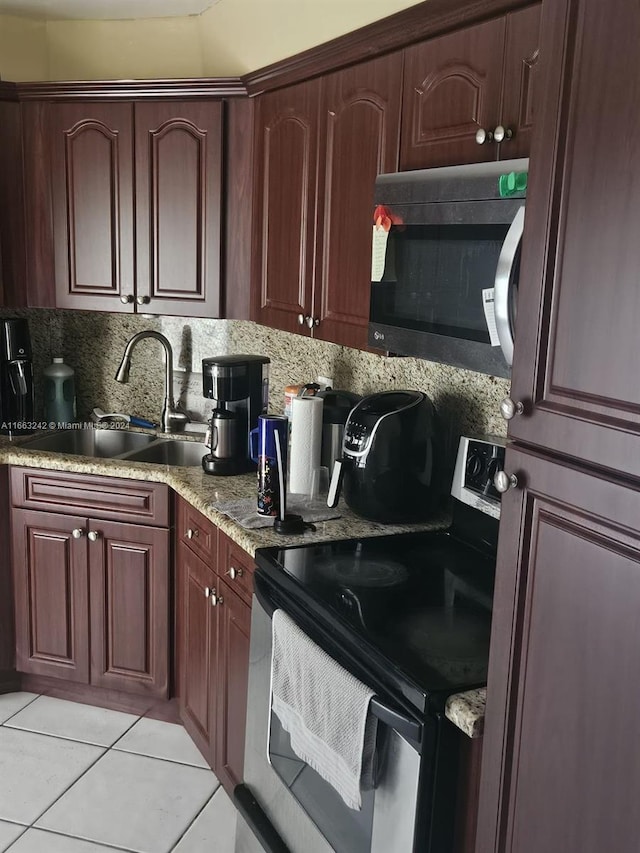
[0,692,238,853]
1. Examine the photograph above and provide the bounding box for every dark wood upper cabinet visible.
[12,508,90,684]
[50,102,135,312]
[478,446,640,853]
[252,78,321,336]
[252,54,402,347]
[45,98,224,316]
[506,0,640,480]
[314,54,402,349]
[400,6,541,169]
[135,101,223,318]
[89,518,169,698]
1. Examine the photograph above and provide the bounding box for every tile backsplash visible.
[4,308,509,467]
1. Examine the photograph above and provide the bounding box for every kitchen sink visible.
[125,440,208,467]
[20,428,157,458]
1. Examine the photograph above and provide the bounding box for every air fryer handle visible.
[327,459,344,508]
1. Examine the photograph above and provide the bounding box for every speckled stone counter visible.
[0,430,486,737]
[445,688,487,738]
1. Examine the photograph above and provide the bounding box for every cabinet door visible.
[478,446,640,853]
[400,18,505,169]
[135,101,223,318]
[50,102,135,311]
[89,518,169,697]
[252,79,321,335]
[314,54,402,349]
[506,0,640,480]
[498,4,542,160]
[12,508,89,683]
[177,542,217,767]
[215,578,251,794]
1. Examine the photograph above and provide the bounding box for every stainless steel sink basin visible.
[20,428,157,458]
[125,440,208,467]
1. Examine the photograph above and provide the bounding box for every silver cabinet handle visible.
[72,528,84,539]
[227,566,243,581]
[494,471,518,493]
[204,586,212,598]
[136,295,151,305]
[304,315,312,328]
[493,125,513,143]
[297,313,305,326]
[186,528,199,540]
[120,294,134,304]
[87,530,100,542]
[306,316,320,329]
[475,128,493,145]
[500,397,525,420]
[210,590,224,607]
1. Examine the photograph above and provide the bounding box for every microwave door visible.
[494,206,525,367]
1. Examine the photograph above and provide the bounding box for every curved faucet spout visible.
[114,331,189,433]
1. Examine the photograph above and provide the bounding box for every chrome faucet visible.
[115,331,189,433]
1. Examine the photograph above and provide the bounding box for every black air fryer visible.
[327,390,443,522]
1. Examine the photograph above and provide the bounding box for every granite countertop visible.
[0,429,486,737]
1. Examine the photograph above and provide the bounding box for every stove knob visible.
[466,453,484,478]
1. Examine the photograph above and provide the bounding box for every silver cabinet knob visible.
[475,128,493,145]
[500,397,525,420]
[305,316,320,329]
[304,315,312,328]
[493,125,513,143]
[120,294,134,304]
[210,590,223,607]
[87,530,100,542]
[227,566,243,581]
[204,586,212,598]
[186,528,199,540]
[136,295,151,305]
[71,528,84,539]
[297,313,305,326]
[494,470,518,493]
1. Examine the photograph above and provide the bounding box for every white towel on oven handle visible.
[270,608,378,811]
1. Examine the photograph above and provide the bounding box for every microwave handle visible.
[494,205,525,367]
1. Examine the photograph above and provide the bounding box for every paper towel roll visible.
[289,396,323,496]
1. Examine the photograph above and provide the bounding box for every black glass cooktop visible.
[254,527,496,711]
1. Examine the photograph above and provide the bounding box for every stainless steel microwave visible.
[369,158,528,378]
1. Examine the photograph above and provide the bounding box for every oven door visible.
[237,575,458,853]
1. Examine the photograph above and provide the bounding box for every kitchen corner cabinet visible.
[10,468,170,697]
[477,1,640,851]
[48,100,223,317]
[176,498,253,793]
[252,52,402,349]
[400,4,541,169]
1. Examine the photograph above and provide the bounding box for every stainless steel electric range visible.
[235,434,504,853]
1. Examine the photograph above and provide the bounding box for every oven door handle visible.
[370,696,422,748]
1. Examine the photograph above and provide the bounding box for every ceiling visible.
[0,0,220,19]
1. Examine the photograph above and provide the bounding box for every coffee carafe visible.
[0,318,35,435]
[201,354,270,475]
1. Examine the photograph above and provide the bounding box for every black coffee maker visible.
[0,318,35,435]
[327,390,444,522]
[201,354,270,475]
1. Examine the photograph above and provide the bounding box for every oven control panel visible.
[451,435,506,519]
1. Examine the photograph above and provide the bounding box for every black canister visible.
[317,390,361,471]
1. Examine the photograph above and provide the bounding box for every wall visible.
[0,0,424,81]
[5,309,509,473]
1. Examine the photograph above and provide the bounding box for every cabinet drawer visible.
[10,467,169,527]
[177,497,218,567]
[217,531,255,605]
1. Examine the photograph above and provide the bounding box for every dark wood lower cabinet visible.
[176,522,253,794]
[12,508,90,684]
[214,577,251,792]
[90,519,169,697]
[177,541,217,767]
